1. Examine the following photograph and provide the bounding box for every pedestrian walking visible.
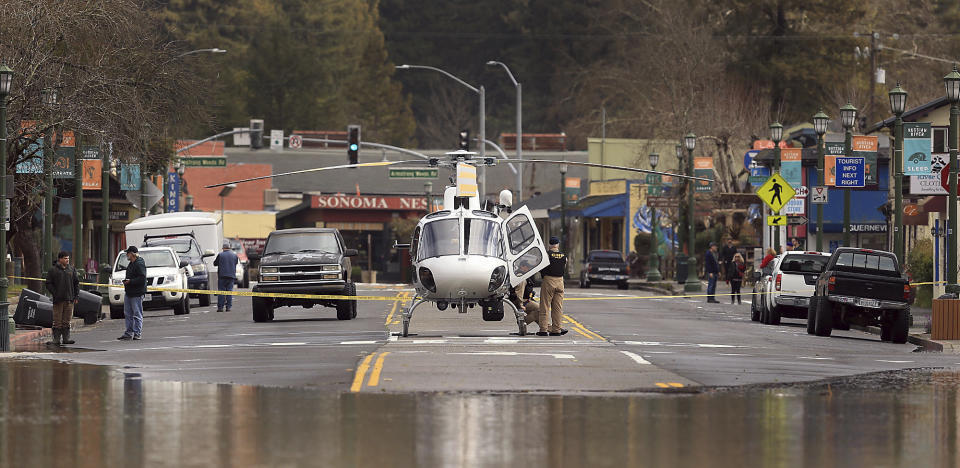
[760,247,776,271]
[539,236,568,336]
[509,277,542,333]
[705,242,720,303]
[119,246,146,341]
[45,251,80,346]
[719,238,736,281]
[213,242,239,312]
[727,253,745,304]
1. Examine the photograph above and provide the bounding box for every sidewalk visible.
[8,295,105,350]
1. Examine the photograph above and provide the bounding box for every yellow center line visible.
[384,291,411,326]
[350,353,377,393]
[569,325,594,340]
[655,383,670,388]
[367,352,391,387]
[563,314,605,341]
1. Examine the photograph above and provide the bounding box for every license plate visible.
[142,295,151,302]
[859,298,879,308]
[602,275,616,280]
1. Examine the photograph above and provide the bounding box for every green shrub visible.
[907,239,933,308]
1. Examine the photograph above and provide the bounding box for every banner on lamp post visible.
[693,157,714,192]
[852,135,878,186]
[780,148,802,188]
[903,123,932,176]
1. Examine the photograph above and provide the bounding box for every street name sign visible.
[181,157,226,167]
[389,168,438,179]
[836,157,865,188]
[811,186,828,204]
[757,172,796,213]
[648,197,679,208]
[767,215,787,226]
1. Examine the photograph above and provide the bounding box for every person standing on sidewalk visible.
[213,242,239,312]
[45,251,79,346]
[539,236,568,337]
[719,238,736,281]
[119,246,146,341]
[727,252,746,304]
[705,242,720,303]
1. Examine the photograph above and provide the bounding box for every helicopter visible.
[207,149,712,337]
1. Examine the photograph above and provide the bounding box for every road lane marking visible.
[655,383,669,388]
[340,340,378,345]
[562,314,605,340]
[194,344,232,348]
[367,352,391,387]
[350,353,377,392]
[876,360,914,363]
[667,383,684,388]
[797,357,833,360]
[269,342,307,346]
[620,351,651,365]
[622,340,749,349]
[411,340,448,344]
[448,351,576,359]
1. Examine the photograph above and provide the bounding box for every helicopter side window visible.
[417,219,460,260]
[505,215,535,255]
[512,248,543,277]
[410,226,421,260]
[464,219,502,257]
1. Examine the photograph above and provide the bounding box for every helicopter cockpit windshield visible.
[464,218,502,257]
[418,219,460,260]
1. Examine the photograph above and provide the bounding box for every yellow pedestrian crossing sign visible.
[757,172,796,213]
[767,215,787,226]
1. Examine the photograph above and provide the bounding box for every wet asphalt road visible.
[16,283,960,391]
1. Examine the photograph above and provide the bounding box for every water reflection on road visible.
[0,359,955,467]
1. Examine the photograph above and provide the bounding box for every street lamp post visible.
[770,122,784,252]
[646,152,662,282]
[424,181,433,213]
[487,60,522,201]
[840,102,858,247]
[41,88,59,272]
[813,110,830,252]
[100,135,110,290]
[889,82,908,263]
[675,144,683,281]
[140,123,151,218]
[219,184,236,231]
[944,66,960,286]
[396,64,487,197]
[560,163,568,255]
[176,161,185,212]
[683,133,700,293]
[0,65,12,351]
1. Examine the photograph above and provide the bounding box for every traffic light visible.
[347,125,361,165]
[458,130,469,150]
[250,119,263,150]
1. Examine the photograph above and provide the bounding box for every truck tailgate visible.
[832,271,906,302]
[780,272,816,296]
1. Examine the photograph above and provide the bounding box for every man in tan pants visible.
[539,236,568,336]
[45,251,80,346]
[510,278,541,331]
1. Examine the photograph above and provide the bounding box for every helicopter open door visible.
[501,206,550,287]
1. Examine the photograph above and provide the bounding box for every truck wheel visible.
[199,292,211,307]
[337,282,356,320]
[814,299,833,337]
[880,323,892,342]
[242,270,250,289]
[583,280,591,289]
[806,297,818,335]
[891,309,909,344]
[252,297,273,322]
[110,305,124,320]
[751,297,761,322]
[618,281,628,290]
[174,296,188,315]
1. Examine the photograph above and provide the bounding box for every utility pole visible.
[73,134,84,274]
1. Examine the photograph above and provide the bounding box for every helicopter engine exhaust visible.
[437,301,448,311]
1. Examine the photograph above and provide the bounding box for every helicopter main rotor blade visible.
[495,158,714,182]
[203,160,427,189]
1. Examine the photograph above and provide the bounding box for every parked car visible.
[107,246,192,319]
[579,250,629,289]
[252,228,358,322]
[759,251,831,325]
[808,247,912,343]
[142,233,215,306]
[229,238,250,288]
[751,256,777,322]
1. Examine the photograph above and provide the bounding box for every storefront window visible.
[418,219,460,260]
[464,219,502,257]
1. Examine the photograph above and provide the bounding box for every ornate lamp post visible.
[683,132,700,292]
[944,66,960,286]
[646,152,662,281]
[560,162,568,254]
[813,110,829,252]
[0,64,13,351]
[839,102,858,247]
[888,82,907,262]
[770,122,784,252]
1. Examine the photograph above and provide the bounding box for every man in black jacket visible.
[45,251,79,346]
[119,246,147,341]
[705,242,720,304]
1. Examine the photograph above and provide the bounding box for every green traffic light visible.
[349,144,358,151]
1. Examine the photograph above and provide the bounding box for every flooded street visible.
[0,359,954,467]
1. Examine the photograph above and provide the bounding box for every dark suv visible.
[252,228,358,322]
[580,250,630,289]
[143,233,215,306]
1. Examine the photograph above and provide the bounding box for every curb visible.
[850,324,944,351]
[11,317,89,350]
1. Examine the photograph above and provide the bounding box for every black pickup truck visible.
[807,247,912,343]
[252,228,358,322]
[579,250,630,289]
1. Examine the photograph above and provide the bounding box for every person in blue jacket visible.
[705,242,720,304]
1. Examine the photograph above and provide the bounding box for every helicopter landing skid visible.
[501,298,527,337]
[401,296,427,337]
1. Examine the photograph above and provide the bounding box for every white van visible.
[125,212,224,278]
